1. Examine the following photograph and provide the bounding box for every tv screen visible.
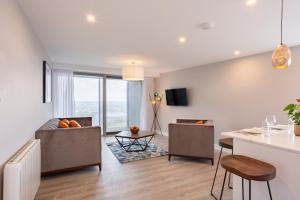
[165,88,188,106]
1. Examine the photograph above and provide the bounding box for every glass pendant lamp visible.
[272,0,292,69]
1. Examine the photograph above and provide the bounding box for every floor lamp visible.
[149,92,163,135]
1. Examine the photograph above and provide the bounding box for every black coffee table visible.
[115,131,155,152]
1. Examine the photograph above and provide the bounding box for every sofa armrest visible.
[36,126,100,134]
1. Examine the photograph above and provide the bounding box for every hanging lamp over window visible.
[272,0,292,69]
[122,62,144,81]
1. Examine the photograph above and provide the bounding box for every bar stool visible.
[220,155,276,200]
[210,138,233,200]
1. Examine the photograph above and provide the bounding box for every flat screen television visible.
[165,88,188,106]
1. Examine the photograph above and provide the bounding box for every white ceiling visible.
[18,0,300,75]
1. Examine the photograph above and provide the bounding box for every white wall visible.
[0,0,53,198]
[155,46,300,140]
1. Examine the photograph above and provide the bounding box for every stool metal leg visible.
[228,172,232,189]
[249,180,251,200]
[242,178,244,200]
[210,147,223,199]
[267,181,273,200]
[228,149,233,189]
[219,170,228,200]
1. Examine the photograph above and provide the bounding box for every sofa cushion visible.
[69,120,81,128]
[61,119,70,125]
[58,120,69,128]
[195,120,205,125]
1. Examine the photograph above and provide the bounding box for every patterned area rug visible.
[106,141,168,163]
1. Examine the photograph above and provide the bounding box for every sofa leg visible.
[98,163,101,171]
[168,155,171,161]
[211,158,214,166]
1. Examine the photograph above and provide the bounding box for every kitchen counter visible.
[222,128,300,153]
[221,128,300,200]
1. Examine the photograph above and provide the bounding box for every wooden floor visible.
[35,135,232,200]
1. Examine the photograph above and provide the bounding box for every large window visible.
[73,73,141,135]
[106,78,128,132]
[74,75,102,126]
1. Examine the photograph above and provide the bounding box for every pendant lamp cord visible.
[281,0,283,45]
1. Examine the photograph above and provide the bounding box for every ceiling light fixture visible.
[234,50,241,56]
[122,62,144,81]
[86,14,96,23]
[179,37,186,44]
[246,0,256,7]
[272,0,291,69]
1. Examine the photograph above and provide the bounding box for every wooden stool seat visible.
[219,138,233,150]
[221,155,276,181]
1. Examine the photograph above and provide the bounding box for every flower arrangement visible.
[283,99,300,136]
[283,99,300,124]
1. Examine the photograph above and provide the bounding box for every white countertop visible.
[222,128,300,154]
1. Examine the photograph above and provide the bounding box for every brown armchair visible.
[168,119,214,165]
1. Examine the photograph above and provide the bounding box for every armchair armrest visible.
[176,119,214,126]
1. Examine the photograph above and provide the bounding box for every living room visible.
[1,0,300,200]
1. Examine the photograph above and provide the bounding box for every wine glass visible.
[288,118,294,134]
[265,115,277,133]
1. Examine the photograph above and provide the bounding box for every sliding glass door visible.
[73,73,141,135]
[106,78,128,132]
[74,75,103,126]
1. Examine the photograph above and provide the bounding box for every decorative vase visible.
[130,126,139,134]
[294,125,300,136]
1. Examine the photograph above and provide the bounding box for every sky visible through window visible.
[74,76,128,131]
[74,76,99,102]
[74,77,126,102]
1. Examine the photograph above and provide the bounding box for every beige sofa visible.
[35,117,101,175]
[168,119,214,165]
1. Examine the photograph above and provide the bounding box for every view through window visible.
[74,75,102,126]
[106,78,128,132]
[74,75,129,134]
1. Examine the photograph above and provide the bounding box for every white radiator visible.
[3,139,41,200]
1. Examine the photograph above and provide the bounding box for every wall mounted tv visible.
[165,88,188,106]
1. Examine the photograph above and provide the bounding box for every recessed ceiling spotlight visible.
[234,50,241,56]
[86,14,96,23]
[179,37,186,44]
[198,22,215,30]
[246,0,256,7]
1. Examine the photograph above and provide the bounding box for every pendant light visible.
[272,0,291,69]
[122,62,144,81]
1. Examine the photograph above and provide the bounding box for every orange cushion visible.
[58,120,69,128]
[69,120,81,128]
[195,120,205,125]
[62,119,70,125]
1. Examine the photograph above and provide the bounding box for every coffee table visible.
[115,131,155,152]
